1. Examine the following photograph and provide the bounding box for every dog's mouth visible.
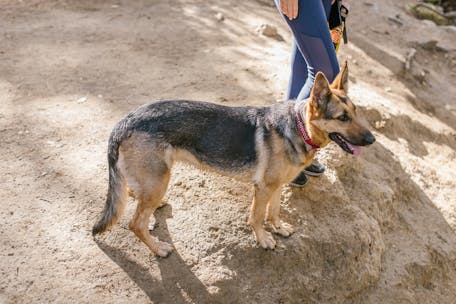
[329,133,362,156]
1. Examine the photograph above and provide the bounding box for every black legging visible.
[275,0,340,100]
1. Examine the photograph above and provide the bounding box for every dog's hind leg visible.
[128,168,174,257]
[266,189,294,237]
[248,184,278,249]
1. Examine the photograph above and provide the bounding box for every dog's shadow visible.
[95,204,228,304]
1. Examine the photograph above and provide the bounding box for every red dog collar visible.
[295,111,320,150]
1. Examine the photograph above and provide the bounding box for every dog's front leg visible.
[248,184,277,249]
[266,189,294,237]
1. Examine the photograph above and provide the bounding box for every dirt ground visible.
[1,0,456,303]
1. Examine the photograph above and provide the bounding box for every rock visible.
[421,19,438,27]
[215,12,224,22]
[441,25,456,33]
[414,39,452,52]
[408,3,452,25]
[256,24,284,41]
[374,120,387,129]
[441,0,456,12]
[419,40,439,50]
[76,96,87,103]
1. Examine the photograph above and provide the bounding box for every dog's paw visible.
[272,221,294,237]
[255,230,276,249]
[154,241,174,257]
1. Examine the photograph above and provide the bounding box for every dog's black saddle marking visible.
[123,100,262,170]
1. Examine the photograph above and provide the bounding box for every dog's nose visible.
[364,133,376,145]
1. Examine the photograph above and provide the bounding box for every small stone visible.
[385,87,392,92]
[256,24,284,41]
[215,12,224,22]
[418,40,438,51]
[77,96,88,103]
[374,120,386,129]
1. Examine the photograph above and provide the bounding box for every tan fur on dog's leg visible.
[248,184,277,249]
[266,189,294,237]
[129,171,173,257]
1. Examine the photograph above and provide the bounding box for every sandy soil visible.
[1,0,455,303]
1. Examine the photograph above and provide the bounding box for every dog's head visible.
[307,62,375,155]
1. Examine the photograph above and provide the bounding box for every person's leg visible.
[282,0,334,100]
[275,0,339,185]
[274,1,307,100]
[292,0,336,179]
[286,39,308,100]
[276,0,340,101]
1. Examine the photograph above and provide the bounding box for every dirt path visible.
[1,1,456,303]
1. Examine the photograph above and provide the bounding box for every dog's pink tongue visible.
[352,145,362,157]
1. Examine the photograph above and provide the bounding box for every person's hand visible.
[280,0,299,20]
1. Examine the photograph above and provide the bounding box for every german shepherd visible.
[92,62,375,257]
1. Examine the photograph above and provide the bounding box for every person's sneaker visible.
[289,171,308,187]
[303,163,325,177]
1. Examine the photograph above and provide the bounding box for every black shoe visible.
[289,171,308,187]
[303,163,325,177]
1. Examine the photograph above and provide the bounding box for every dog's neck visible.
[295,100,330,149]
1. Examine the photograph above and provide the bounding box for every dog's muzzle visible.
[329,132,375,156]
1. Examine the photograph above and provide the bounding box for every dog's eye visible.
[337,113,350,122]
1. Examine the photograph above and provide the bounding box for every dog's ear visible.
[331,61,348,93]
[311,72,331,109]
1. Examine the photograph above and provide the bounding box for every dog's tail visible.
[92,128,128,236]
